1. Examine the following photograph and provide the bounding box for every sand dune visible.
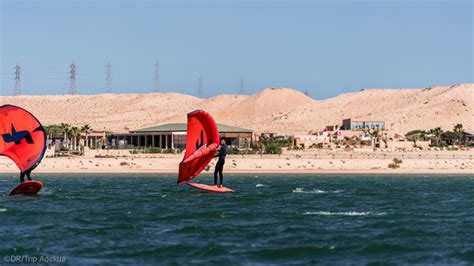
[1,83,472,134]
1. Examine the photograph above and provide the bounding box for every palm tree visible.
[369,129,380,148]
[44,125,62,143]
[454,123,464,133]
[453,123,464,144]
[405,130,426,147]
[81,124,92,148]
[75,129,82,152]
[70,127,79,151]
[59,123,71,149]
[429,127,443,146]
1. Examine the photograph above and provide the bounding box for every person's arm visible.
[222,144,228,156]
[214,146,221,158]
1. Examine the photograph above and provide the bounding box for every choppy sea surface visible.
[0,174,473,265]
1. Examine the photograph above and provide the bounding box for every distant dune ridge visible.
[1,83,472,135]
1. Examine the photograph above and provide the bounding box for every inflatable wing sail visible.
[0,105,46,174]
[178,110,220,184]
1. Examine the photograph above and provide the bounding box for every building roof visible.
[132,123,253,133]
[344,117,385,122]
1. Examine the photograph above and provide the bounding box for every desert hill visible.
[1,83,472,135]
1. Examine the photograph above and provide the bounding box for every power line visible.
[197,76,203,97]
[69,62,77,95]
[23,71,68,74]
[105,61,112,93]
[4,64,66,69]
[153,61,160,92]
[14,63,21,96]
[28,77,70,80]
[239,76,245,94]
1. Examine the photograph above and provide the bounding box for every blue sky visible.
[0,0,472,98]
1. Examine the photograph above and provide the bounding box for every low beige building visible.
[108,123,253,149]
[342,118,386,131]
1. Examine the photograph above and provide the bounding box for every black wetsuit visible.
[20,172,32,183]
[214,144,228,186]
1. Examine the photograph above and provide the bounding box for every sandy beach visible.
[1,150,472,174]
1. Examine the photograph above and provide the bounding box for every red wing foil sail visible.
[178,110,220,184]
[0,105,46,174]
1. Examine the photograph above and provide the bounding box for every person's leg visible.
[218,161,224,186]
[27,173,32,181]
[214,164,218,185]
[219,168,223,186]
[20,173,25,183]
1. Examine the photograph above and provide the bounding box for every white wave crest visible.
[293,188,343,194]
[0,208,7,212]
[255,184,265,187]
[293,188,325,194]
[303,211,386,216]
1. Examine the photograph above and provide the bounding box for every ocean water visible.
[0,173,473,265]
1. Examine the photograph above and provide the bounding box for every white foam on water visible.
[293,188,326,194]
[303,211,386,216]
[255,184,265,187]
[293,187,344,194]
[40,189,52,195]
[0,208,7,212]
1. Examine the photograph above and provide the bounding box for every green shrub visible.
[388,163,400,169]
[131,147,180,154]
[265,143,282,154]
[241,148,256,154]
[95,154,115,158]
[163,148,176,154]
[309,143,323,149]
[136,147,162,153]
[389,158,403,169]
[393,158,403,164]
[228,147,240,154]
[250,141,265,153]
